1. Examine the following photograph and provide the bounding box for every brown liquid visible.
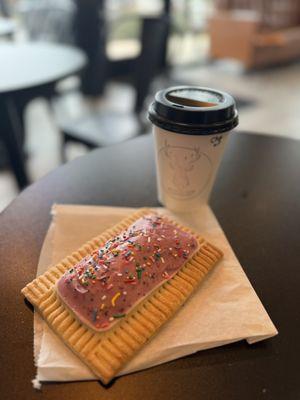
[167,93,217,108]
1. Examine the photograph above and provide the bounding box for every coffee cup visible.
[148,86,238,212]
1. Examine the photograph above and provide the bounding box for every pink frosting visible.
[56,214,198,332]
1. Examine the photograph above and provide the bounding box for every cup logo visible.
[159,141,212,199]
[210,135,223,147]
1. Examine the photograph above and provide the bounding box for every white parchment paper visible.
[33,204,278,382]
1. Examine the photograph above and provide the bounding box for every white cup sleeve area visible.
[153,127,230,212]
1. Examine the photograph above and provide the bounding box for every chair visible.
[0,0,10,17]
[58,15,169,160]
[209,0,300,68]
[133,15,169,114]
[18,0,75,44]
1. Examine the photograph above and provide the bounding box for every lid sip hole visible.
[167,93,218,108]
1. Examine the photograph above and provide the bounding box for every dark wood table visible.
[1,132,299,400]
[0,42,86,189]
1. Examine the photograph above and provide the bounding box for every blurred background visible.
[1,0,300,211]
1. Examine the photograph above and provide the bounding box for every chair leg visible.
[60,131,69,163]
[0,97,29,190]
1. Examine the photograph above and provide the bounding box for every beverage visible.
[148,86,239,212]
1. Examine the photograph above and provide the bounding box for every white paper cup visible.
[149,86,238,212]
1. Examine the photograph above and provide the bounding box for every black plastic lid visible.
[148,86,239,135]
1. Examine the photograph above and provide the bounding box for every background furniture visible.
[73,0,106,96]
[0,132,299,399]
[18,0,75,44]
[209,0,300,68]
[59,110,140,161]
[59,15,169,158]
[16,0,171,161]
[0,0,10,17]
[0,17,16,39]
[0,43,86,189]
[73,0,170,100]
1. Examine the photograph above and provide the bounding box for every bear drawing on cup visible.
[163,141,202,190]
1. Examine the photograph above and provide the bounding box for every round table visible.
[0,43,86,94]
[1,132,299,399]
[0,42,87,189]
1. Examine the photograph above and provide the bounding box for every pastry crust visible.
[22,208,223,384]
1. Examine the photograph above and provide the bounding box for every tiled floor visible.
[1,60,300,212]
